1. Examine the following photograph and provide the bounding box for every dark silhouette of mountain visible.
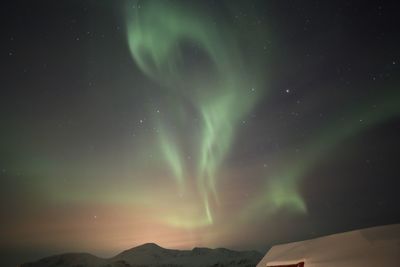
[20,243,262,267]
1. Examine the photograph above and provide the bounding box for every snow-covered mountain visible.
[21,243,263,267]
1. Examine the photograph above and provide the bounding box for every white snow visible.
[257,224,400,267]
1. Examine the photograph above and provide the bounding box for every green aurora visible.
[125,1,400,229]
[126,1,265,227]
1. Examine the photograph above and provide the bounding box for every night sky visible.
[1,0,400,266]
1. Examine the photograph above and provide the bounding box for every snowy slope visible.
[19,253,106,267]
[256,224,400,267]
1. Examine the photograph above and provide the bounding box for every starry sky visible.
[1,0,400,266]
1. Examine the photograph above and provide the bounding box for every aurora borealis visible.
[1,0,400,266]
[125,0,266,227]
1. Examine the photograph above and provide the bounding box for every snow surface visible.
[257,224,400,267]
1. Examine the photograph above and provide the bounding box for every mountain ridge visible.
[21,243,262,267]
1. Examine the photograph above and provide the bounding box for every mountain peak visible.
[116,242,165,258]
[22,244,263,267]
[135,242,163,249]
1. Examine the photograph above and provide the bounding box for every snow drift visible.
[257,224,400,267]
